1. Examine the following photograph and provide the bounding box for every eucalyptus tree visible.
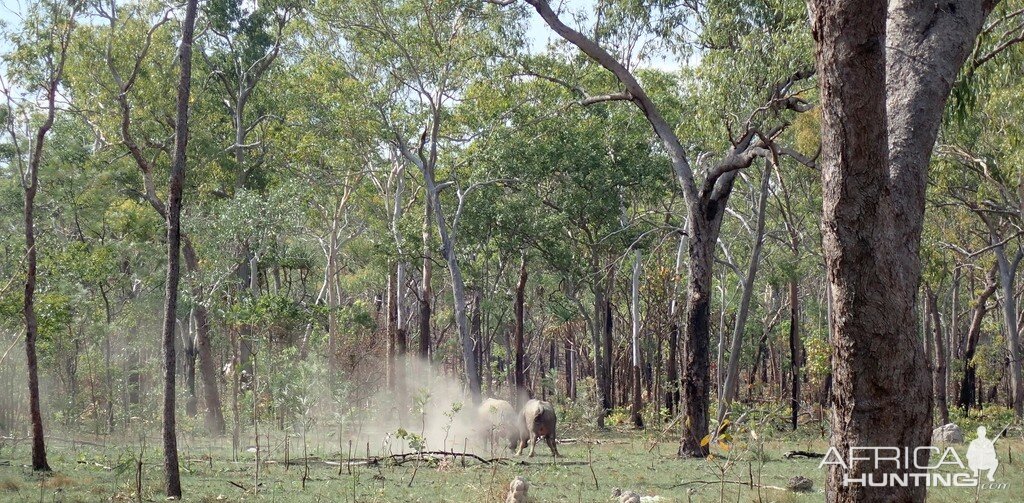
[326,0,519,400]
[956,265,998,411]
[766,139,822,430]
[717,157,773,425]
[200,0,299,375]
[271,50,377,368]
[934,27,1024,418]
[68,0,227,434]
[201,0,296,194]
[157,0,199,495]
[807,0,1009,500]
[0,0,80,471]
[498,0,813,454]
[461,62,669,423]
[936,145,1024,418]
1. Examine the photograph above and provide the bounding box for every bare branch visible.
[581,91,632,106]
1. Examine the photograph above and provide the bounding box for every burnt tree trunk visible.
[678,199,731,457]
[789,278,801,431]
[665,323,679,418]
[630,250,644,429]
[22,90,51,474]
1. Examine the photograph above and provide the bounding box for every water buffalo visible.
[477,398,522,452]
[515,399,559,457]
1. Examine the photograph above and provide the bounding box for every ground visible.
[0,428,1021,502]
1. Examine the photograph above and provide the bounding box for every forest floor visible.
[0,426,1022,502]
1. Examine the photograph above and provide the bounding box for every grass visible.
[0,427,1021,502]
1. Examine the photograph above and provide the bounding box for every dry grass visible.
[40,473,75,489]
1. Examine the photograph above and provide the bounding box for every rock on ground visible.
[506,476,528,503]
[787,475,813,492]
[932,423,964,444]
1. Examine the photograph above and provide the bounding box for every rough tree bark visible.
[808,0,992,500]
[161,0,198,496]
[20,61,55,475]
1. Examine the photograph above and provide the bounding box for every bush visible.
[949,404,1017,439]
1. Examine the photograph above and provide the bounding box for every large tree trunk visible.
[814,3,921,498]
[678,226,715,457]
[161,0,197,496]
[959,267,997,411]
[810,0,988,500]
[926,285,950,424]
[514,254,528,405]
